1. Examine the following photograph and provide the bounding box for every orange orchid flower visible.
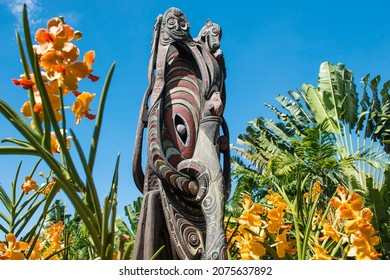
[319,220,340,242]
[84,50,100,82]
[312,243,332,260]
[347,230,382,260]
[50,131,71,154]
[35,17,76,55]
[12,77,35,89]
[275,227,296,258]
[41,178,58,195]
[28,239,44,260]
[71,91,96,124]
[42,221,65,260]
[265,190,283,206]
[235,225,266,260]
[239,194,265,229]
[0,233,28,260]
[21,176,39,194]
[20,84,63,126]
[267,202,287,233]
[39,50,89,93]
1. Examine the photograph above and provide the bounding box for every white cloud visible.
[0,0,42,28]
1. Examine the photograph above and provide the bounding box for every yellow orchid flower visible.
[330,186,364,222]
[35,17,76,55]
[42,221,65,260]
[275,228,296,258]
[319,220,340,242]
[265,189,283,206]
[267,202,287,233]
[304,181,324,203]
[312,243,332,260]
[50,131,71,154]
[20,82,63,127]
[235,225,266,259]
[21,176,39,194]
[71,92,96,124]
[0,233,28,260]
[238,194,265,228]
[28,239,44,260]
[84,50,100,82]
[311,209,323,230]
[347,230,382,260]
[329,185,348,207]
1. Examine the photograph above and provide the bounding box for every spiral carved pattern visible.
[160,186,205,259]
[134,8,229,260]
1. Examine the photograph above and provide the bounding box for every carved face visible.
[200,20,222,53]
[163,8,190,41]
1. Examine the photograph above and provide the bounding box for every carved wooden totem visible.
[132,7,230,260]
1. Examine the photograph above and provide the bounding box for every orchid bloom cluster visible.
[21,172,58,195]
[322,186,381,260]
[12,17,99,137]
[41,221,65,260]
[227,182,382,260]
[227,191,296,260]
[0,222,65,260]
[0,233,28,260]
[306,184,381,260]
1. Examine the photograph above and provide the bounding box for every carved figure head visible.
[198,20,222,53]
[162,8,190,41]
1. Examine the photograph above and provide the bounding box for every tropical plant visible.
[0,5,118,259]
[233,62,389,194]
[227,182,382,260]
[0,159,57,260]
[112,197,141,259]
[230,61,390,258]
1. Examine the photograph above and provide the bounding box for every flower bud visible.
[74,31,83,40]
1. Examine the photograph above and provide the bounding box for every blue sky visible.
[1,0,390,217]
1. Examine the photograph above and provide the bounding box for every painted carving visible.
[132,7,230,260]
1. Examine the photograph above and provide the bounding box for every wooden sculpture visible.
[132,7,230,260]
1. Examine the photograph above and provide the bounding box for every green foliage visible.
[0,160,58,255]
[231,61,390,259]
[114,197,142,260]
[366,168,390,259]
[0,5,118,259]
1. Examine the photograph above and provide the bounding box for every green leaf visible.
[0,184,12,212]
[0,211,11,226]
[15,30,42,136]
[14,197,46,237]
[0,99,41,143]
[380,80,390,105]
[150,245,166,260]
[356,75,371,133]
[317,62,342,120]
[0,222,8,234]
[69,129,102,228]
[115,217,131,235]
[22,4,35,68]
[302,84,339,133]
[0,146,38,156]
[124,197,142,234]
[89,63,116,172]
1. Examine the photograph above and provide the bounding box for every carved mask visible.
[162,8,190,41]
[200,20,222,53]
